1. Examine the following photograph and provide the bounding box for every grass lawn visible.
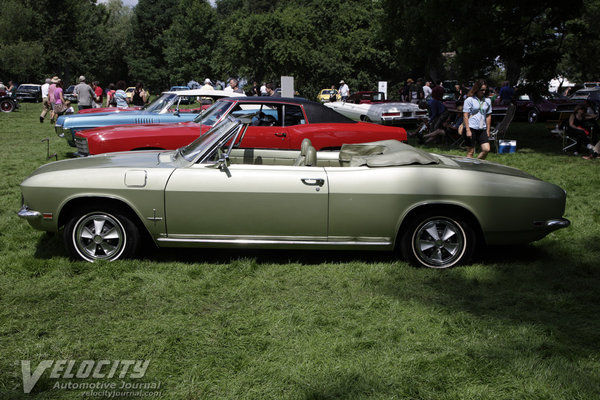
[1,102,599,399]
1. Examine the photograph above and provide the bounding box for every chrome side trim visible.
[18,205,42,220]
[157,237,391,246]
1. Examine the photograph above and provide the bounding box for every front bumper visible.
[18,205,41,220]
[536,218,571,232]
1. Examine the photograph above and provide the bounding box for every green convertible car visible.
[18,116,569,268]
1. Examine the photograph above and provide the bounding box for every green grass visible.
[1,103,599,399]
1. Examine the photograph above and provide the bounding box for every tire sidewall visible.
[64,205,140,262]
[401,212,475,269]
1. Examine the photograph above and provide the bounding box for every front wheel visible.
[0,99,15,112]
[64,206,141,262]
[400,212,475,269]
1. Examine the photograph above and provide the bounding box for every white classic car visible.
[324,91,427,125]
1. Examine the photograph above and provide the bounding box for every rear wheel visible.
[64,205,141,262]
[401,212,475,269]
[0,99,15,112]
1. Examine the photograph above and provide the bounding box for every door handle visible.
[301,178,324,186]
[275,132,286,137]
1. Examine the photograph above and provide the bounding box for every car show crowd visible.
[3,72,600,160]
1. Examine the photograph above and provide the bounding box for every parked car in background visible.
[317,88,340,103]
[345,91,389,104]
[19,117,570,267]
[77,106,143,114]
[56,88,246,147]
[324,94,427,125]
[64,85,77,103]
[0,89,18,112]
[570,87,600,104]
[169,86,193,104]
[514,93,578,123]
[73,96,407,156]
[125,86,136,101]
[15,84,42,102]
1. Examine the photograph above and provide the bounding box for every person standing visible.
[114,81,129,108]
[260,82,267,96]
[92,81,103,108]
[201,78,213,90]
[52,80,71,117]
[131,82,148,106]
[265,83,280,97]
[48,76,59,124]
[40,78,51,123]
[252,81,260,96]
[74,76,94,110]
[106,83,116,107]
[463,80,492,159]
[339,80,349,101]
[498,81,514,105]
[423,81,432,99]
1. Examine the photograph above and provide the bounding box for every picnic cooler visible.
[498,140,517,154]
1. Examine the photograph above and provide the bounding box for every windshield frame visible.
[143,93,182,114]
[178,115,242,163]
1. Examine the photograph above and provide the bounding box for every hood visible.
[443,155,538,180]
[27,150,179,178]
[58,111,147,128]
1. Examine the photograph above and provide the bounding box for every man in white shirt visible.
[422,81,432,99]
[40,78,51,123]
[260,82,267,96]
[339,80,349,101]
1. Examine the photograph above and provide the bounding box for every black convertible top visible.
[222,96,358,124]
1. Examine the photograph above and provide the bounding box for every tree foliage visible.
[0,0,597,97]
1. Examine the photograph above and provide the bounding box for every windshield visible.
[179,116,241,162]
[193,100,233,125]
[144,93,180,114]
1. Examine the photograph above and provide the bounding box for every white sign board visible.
[281,76,294,98]
[378,81,388,100]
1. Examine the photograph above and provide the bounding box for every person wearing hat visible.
[201,78,213,90]
[48,76,60,124]
[74,75,95,110]
[339,80,349,102]
[40,78,52,123]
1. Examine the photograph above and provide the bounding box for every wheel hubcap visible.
[74,213,125,261]
[413,218,465,268]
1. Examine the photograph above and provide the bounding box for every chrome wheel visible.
[401,213,475,269]
[72,212,126,261]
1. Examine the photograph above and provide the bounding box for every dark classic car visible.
[15,84,42,102]
[514,93,578,123]
[64,85,77,103]
[18,117,570,268]
[74,97,408,156]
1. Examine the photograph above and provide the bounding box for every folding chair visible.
[489,103,516,152]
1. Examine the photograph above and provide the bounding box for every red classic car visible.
[74,97,407,156]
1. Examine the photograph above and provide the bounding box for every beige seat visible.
[304,146,317,166]
[294,138,313,166]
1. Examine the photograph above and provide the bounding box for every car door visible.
[164,163,328,241]
[236,103,306,150]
